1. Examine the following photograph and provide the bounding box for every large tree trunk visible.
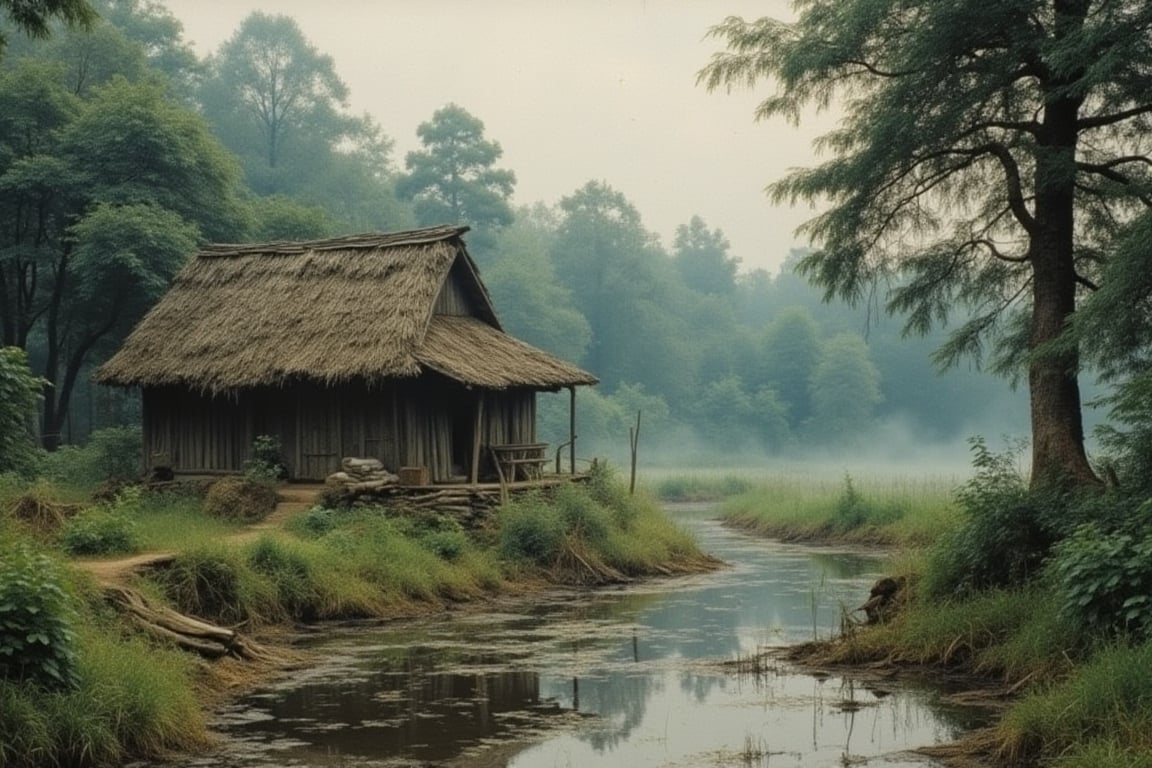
[1028,80,1099,490]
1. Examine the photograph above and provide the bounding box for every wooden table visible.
[489,442,549,483]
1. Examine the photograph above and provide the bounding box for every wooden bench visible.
[489,442,549,483]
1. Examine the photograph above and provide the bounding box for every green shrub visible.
[0,347,43,479]
[242,434,287,481]
[0,544,78,689]
[299,505,337,536]
[419,528,469,561]
[498,494,566,565]
[203,477,277,521]
[1051,523,1152,639]
[40,426,142,488]
[555,484,612,545]
[833,474,869,530]
[924,437,1063,597]
[59,508,139,556]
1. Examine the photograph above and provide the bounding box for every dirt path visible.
[78,484,326,587]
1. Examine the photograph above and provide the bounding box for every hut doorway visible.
[448,396,474,482]
[299,394,340,480]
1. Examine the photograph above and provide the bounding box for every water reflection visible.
[163,504,983,768]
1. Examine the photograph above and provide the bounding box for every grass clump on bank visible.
[498,468,711,582]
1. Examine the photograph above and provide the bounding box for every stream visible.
[162,503,986,768]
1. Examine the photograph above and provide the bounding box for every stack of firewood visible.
[325,458,399,492]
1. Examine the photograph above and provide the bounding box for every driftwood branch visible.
[103,585,281,663]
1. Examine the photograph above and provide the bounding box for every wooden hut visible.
[97,225,598,483]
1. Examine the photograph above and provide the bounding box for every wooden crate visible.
[398,466,429,486]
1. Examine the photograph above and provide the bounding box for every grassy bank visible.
[715,473,960,547]
[0,467,711,767]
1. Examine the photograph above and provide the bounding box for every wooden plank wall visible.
[143,387,250,473]
[433,265,474,316]
[143,380,537,482]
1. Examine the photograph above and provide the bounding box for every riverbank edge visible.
[154,555,726,762]
[716,522,1121,768]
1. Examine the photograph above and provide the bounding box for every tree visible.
[758,307,822,428]
[246,194,333,241]
[550,181,688,399]
[806,334,883,441]
[701,1,1152,487]
[673,215,739,296]
[485,207,591,363]
[92,0,201,98]
[205,12,347,174]
[0,70,245,447]
[199,12,406,231]
[1,0,95,57]
[397,103,515,258]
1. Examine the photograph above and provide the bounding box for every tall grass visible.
[832,587,1078,683]
[150,513,509,627]
[498,478,709,581]
[719,473,960,546]
[131,492,246,551]
[998,639,1152,764]
[0,607,205,768]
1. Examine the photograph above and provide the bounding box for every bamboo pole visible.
[471,390,484,485]
[629,410,641,495]
[569,385,576,475]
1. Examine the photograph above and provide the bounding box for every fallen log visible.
[103,585,282,663]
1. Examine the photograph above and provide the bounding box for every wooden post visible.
[568,385,577,475]
[470,390,484,485]
[294,389,302,480]
[629,410,641,495]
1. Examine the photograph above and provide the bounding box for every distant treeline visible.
[0,1,1036,456]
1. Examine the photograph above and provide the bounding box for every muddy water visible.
[170,504,984,768]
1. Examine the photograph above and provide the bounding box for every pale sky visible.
[163,0,829,274]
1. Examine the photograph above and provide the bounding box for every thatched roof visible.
[97,225,597,392]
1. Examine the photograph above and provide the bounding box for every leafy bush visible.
[40,426,143,488]
[0,545,78,689]
[1051,523,1152,640]
[242,434,287,481]
[498,494,566,565]
[86,427,143,481]
[0,347,43,478]
[419,529,470,561]
[203,477,277,521]
[299,505,337,536]
[59,508,139,556]
[924,438,1064,598]
[555,484,612,545]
